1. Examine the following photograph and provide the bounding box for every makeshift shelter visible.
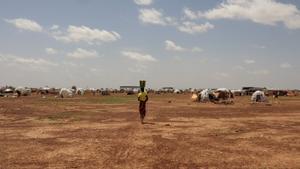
[89,88,97,96]
[231,89,243,96]
[174,89,182,94]
[160,87,175,93]
[15,87,31,97]
[38,87,51,95]
[59,88,74,98]
[76,88,85,95]
[120,86,139,95]
[200,89,215,102]
[4,88,14,93]
[251,91,267,102]
[214,88,232,100]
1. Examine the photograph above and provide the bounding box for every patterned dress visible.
[138,91,148,120]
[139,101,146,119]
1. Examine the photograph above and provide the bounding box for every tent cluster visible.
[193,88,234,104]
[0,85,96,98]
[192,89,269,104]
[0,86,32,97]
[15,87,31,97]
[57,87,114,98]
[0,84,297,102]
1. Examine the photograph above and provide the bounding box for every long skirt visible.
[139,101,146,119]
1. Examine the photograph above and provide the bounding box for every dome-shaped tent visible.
[200,89,215,102]
[76,88,85,95]
[59,88,74,98]
[251,91,267,102]
[215,88,232,100]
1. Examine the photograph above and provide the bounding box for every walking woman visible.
[138,81,148,124]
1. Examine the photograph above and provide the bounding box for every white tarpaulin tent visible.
[76,88,85,95]
[200,89,213,102]
[215,88,232,100]
[15,87,31,96]
[251,91,267,102]
[59,88,74,98]
[174,89,182,94]
[4,88,13,93]
[216,88,230,93]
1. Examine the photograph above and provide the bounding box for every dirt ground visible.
[1,93,299,169]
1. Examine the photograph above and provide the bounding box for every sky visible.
[0,0,300,89]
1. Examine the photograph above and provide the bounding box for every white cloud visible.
[244,59,255,64]
[90,68,101,72]
[45,48,57,55]
[233,65,245,70]
[214,72,230,80]
[191,47,203,53]
[139,8,166,25]
[62,61,78,67]
[259,46,266,49]
[14,57,57,66]
[178,21,214,34]
[187,0,300,29]
[248,69,270,75]
[0,53,57,67]
[164,40,203,53]
[134,0,152,6]
[139,8,213,35]
[122,50,157,62]
[165,40,186,52]
[53,25,121,44]
[128,64,148,73]
[5,18,43,32]
[280,63,292,68]
[139,8,177,26]
[216,72,230,77]
[67,48,98,59]
[50,25,59,30]
[183,8,198,20]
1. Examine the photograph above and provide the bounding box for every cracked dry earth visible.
[0,94,300,169]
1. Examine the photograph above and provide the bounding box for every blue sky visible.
[0,0,299,89]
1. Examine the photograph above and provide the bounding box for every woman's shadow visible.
[142,121,155,125]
